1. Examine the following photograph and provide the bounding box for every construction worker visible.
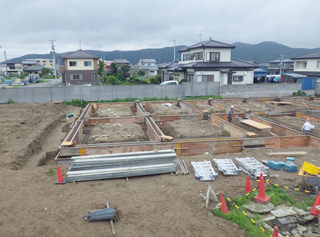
[301,118,315,132]
[228,105,234,123]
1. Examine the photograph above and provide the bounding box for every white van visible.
[160,80,178,86]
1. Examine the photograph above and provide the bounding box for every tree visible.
[110,62,118,75]
[107,75,121,85]
[98,60,105,77]
[137,70,145,77]
[41,67,51,76]
[149,74,161,84]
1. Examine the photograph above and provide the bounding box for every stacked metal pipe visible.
[66,150,177,182]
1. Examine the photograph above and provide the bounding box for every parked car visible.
[160,80,178,86]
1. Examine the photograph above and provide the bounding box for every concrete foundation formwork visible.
[58,98,320,160]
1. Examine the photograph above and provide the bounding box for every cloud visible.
[0,0,319,59]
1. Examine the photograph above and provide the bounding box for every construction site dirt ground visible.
[94,105,135,117]
[1,102,320,237]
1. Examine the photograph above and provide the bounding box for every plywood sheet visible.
[240,119,271,130]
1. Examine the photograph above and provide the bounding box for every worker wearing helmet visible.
[301,118,315,132]
[228,105,234,123]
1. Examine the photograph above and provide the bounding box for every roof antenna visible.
[199,30,203,43]
[79,39,82,49]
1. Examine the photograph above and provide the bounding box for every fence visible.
[0,82,310,103]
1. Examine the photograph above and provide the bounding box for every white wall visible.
[204,48,231,62]
[180,48,231,63]
[231,70,254,85]
[294,59,320,72]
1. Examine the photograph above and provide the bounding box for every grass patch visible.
[213,185,316,236]
[46,168,56,176]
[7,99,14,104]
[64,95,221,107]
[213,209,270,237]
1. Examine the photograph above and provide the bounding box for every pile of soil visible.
[269,115,320,134]
[193,103,226,113]
[0,103,78,169]
[162,119,230,139]
[147,103,188,115]
[95,105,134,117]
[87,123,148,143]
[232,118,272,137]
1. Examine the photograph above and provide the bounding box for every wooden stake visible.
[106,202,116,236]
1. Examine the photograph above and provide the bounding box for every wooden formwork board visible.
[58,135,317,159]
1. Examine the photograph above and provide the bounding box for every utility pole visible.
[279,55,284,75]
[49,40,57,79]
[4,50,7,78]
[173,39,176,62]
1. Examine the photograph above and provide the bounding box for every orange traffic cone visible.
[220,192,229,214]
[272,226,278,237]
[310,191,320,216]
[245,175,252,193]
[56,165,65,185]
[254,173,270,204]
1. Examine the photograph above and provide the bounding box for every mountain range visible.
[5,41,320,65]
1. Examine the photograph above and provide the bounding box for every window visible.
[209,52,220,62]
[186,73,194,82]
[70,74,82,80]
[199,75,214,82]
[317,60,320,68]
[69,61,77,67]
[295,61,307,69]
[183,52,203,61]
[84,61,92,67]
[90,74,96,81]
[232,75,244,82]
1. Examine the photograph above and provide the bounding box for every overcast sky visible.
[0,0,319,60]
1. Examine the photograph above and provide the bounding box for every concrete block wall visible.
[0,82,307,103]
[220,83,305,98]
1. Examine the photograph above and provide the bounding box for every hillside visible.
[5,41,320,65]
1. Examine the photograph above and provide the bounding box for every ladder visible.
[212,159,241,175]
[191,160,218,181]
[235,157,269,178]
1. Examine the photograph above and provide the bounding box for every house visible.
[159,39,258,85]
[60,49,100,86]
[292,51,320,79]
[136,59,158,77]
[1,60,23,76]
[267,59,293,75]
[114,59,130,67]
[24,65,46,78]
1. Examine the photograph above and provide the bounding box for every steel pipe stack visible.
[66,150,177,182]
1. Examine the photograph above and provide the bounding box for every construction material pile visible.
[191,160,218,181]
[66,150,177,182]
[235,157,269,178]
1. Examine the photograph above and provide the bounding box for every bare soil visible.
[147,103,188,115]
[86,123,148,143]
[263,101,307,112]
[94,105,134,117]
[0,103,79,169]
[192,102,226,113]
[268,115,320,135]
[1,101,320,237]
[224,101,272,113]
[162,119,230,139]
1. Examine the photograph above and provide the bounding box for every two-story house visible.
[159,39,258,85]
[267,59,293,75]
[61,49,100,86]
[292,51,320,79]
[136,59,158,76]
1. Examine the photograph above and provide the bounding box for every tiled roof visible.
[62,49,99,59]
[179,39,235,52]
[292,51,320,60]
